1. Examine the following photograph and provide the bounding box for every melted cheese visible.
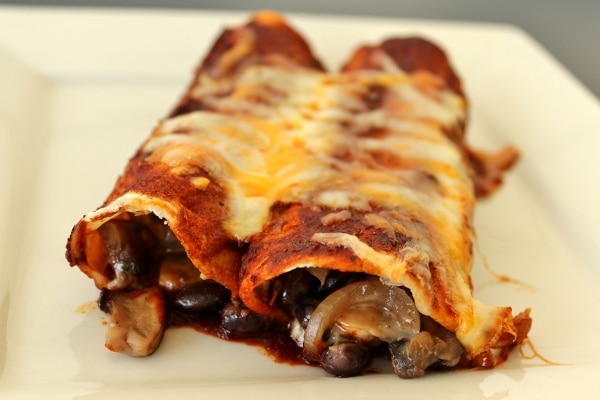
[145,63,497,352]
[147,64,470,247]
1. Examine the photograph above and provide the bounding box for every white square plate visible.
[1,6,599,399]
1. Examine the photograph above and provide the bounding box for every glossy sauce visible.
[168,310,310,366]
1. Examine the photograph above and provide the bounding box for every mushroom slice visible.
[103,286,167,357]
[389,317,464,378]
[97,219,157,290]
[303,279,420,363]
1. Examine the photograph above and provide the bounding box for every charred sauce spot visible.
[356,127,388,139]
[362,84,387,110]
[368,149,410,170]
[243,84,288,106]
[170,98,215,117]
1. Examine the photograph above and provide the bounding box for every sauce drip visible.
[168,310,309,366]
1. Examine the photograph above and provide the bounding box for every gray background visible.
[2,0,599,100]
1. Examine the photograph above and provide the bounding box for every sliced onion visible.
[303,279,420,361]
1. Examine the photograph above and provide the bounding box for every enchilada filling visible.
[93,215,465,377]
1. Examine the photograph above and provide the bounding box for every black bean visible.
[172,280,231,314]
[314,271,366,299]
[221,303,267,337]
[97,288,113,314]
[273,269,320,308]
[161,228,186,254]
[320,343,370,377]
[294,303,316,329]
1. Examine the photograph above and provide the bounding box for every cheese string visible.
[473,235,536,293]
[474,236,564,366]
[518,337,565,366]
